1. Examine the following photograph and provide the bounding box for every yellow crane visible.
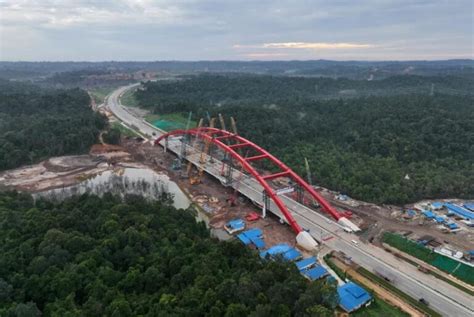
[230,116,238,135]
[189,117,215,185]
[218,113,227,131]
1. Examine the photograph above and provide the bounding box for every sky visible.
[0,0,472,61]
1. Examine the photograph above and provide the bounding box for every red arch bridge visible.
[155,127,359,250]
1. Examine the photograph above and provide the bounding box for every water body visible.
[33,167,231,240]
[34,168,191,210]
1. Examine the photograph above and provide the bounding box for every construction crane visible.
[304,157,312,185]
[230,116,238,135]
[219,115,237,176]
[226,119,247,206]
[218,113,227,131]
[189,117,215,185]
[184,118,203,178]
[304,157,319,208]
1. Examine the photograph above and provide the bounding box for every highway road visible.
[106,83,158,137]
[106,84,473,317]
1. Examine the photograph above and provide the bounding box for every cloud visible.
[0,0,472,61]
[0,0,185,29]
[243,53,289,59]
[262,42,373,50]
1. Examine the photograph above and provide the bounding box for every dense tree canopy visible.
[136,75,474,204]
[136,74,473,111]
[0,192,337,316]
[0,80,106,170]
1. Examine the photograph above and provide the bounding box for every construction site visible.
[1,84,473,316]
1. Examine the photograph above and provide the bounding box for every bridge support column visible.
[209,143,215,163]
[179,137,187,164]
[262,190,269,218]
[296,185,304,204]
[223,160,233,186]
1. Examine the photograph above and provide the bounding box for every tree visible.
[14,302,41,317]
[0,192,339,315]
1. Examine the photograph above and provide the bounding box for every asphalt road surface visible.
[106,84,473,317]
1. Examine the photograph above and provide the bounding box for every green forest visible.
[136,75,474,204]
[0,192,337,316]
[0,80,106,171]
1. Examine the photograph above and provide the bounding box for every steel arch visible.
[155,127,342,234]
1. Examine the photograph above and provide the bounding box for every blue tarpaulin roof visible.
[238,228,265,249]
[296,257,317,271]
[445,203,474,220]
[237,233,251,245]
[283,248,302,261]
[226,219,245,230]
[422,210,435,218]
[260,243,292,259]
[252,237,265,249]
[447,223,459,229]
[463,203,474,212]
[469,250,474,256]
[431,202,444,209]
[303,265,328,281]
[338,282,372,312]
[435,216,445,223]
[242,228,262,238]
[407,210,416,216]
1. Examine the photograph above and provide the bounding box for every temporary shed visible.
[295,257,317,271]
[303,265,328,281]
[243,228,262,239]
[444,203,474,220]
[238,228,265,249]
[225,219,245,234]
[463,203,474,212]
[237,233,252,245]
[435,216,446,223]
[260,243,292,259]
[252,237,265,249]
[446,223,459,230]
[431,202,444,210]
[283,248,302,261]
[338,282,372,312]
[422,210,435,219]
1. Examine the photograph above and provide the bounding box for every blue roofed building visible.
[422,210,435,219]
[237,233,252,245]
[431,202,444,210]
[463,203,474,212]
[224,219,245,234]
[338,282,372,312]
[252,237,265,249]
[237,228,265,249]
[296,257,317,271]
[446,223,459,230]
[282,248,302,261]
[444,203,474,221]
[435,216,446,223]
[303,265,328,281]
[242,228,262,238]
[260,243,292,259]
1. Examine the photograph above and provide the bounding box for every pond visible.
[34,167,191,210]
[33,167,233,240]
